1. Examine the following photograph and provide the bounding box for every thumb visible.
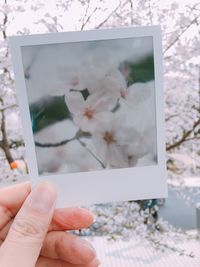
[0,182,57,267]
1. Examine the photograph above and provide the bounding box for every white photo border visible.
[9,26,167,207]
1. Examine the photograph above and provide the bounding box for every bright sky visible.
[4,0,199,36]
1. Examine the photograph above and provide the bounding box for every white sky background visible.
[5,0,121,34]
[3,0,199,69]
[3,0,200,36]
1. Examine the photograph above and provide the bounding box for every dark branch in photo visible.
[35,130,92,148]
[35,136,77,147]
[77,138,106,169]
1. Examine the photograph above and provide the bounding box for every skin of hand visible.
[0,182,100,267]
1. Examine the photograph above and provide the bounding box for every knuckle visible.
[10,217,45,240]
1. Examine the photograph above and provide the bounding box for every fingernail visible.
[29,182,57,212]
[79,208,96,223]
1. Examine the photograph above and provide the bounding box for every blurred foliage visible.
[30,54,154,133]
[30,96,70,133]
[127,55,154,86]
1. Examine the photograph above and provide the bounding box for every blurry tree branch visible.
[34,18,59,32]
[0,0,16,165]
[35,136,77,147]
[165,114,179,122]
[80,0,98,30]
[35,130,91,147]
[128,0,134,25]
[34,129,105,168]
[0,104,17,112]
[77,138,106,168]
[166,118,200,151]
[24,49,40,80]
[0,97,14,164]
[1,3,7,39]
[95,1,122,29]
[163,12,200,55]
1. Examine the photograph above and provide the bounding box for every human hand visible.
[0,182,100,267]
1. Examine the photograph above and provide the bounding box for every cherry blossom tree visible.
[0,0,199,168]
[0,1,199,240]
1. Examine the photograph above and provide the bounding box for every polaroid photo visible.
[9,26,167,207]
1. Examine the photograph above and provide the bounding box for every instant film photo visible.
[9,26,167,207]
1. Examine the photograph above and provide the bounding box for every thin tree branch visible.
[80,0,90,29]
[24,48,40,80]
[128,0,134,25]
[34,128,106,168]
[165,114,179,122]
[95,2,121,29]
[166,118,200,151]
[35,136,77,147]
[77,138,106,169]
[81,6,98,30]
[2,10,7,39]
[163,13,200,55]
[0,104,17,112]
[80,0,96,30]
[34,130,91,148]
[0,97,14,164]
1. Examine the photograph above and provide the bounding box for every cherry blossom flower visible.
[118,81,157,163]
[121,81,156,134]
[23,44,88,102]
[55,65,89,93]
[92,113,147,168]
[120,82,151,107]
[86,68,127,98]
[65,91,116,132]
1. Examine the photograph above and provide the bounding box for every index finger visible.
[0,182,94,232]
[0,182,31,229]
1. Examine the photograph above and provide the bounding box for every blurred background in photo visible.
[0,0,199,266]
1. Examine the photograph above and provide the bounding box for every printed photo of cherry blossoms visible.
[21,36,157,175]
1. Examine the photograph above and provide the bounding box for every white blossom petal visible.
[126,82,151,106]
[65,91,85,114]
